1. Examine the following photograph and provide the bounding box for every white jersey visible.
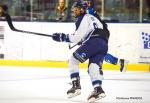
[69,14,103,43]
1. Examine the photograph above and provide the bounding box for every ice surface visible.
[0,66,150,103]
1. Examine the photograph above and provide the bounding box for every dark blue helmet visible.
[72,1,87,9]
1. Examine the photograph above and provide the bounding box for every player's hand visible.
[52,33,70,42]
[52,33,65,42]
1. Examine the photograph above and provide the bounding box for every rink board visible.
[0,60,149,72]
[0,22,150,64]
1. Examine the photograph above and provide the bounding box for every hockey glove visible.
[52,33,70,42]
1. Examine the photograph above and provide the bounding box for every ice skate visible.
[87,86,106,103]
[67,77,81,98]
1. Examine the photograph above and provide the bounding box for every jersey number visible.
[93,23,98,29]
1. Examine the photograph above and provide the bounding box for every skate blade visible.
[67,89,81,98]
[88,93,106,103]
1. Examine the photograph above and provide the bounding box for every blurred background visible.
[0,0,150,23]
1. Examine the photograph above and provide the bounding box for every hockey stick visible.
[4,13,79,49]
[68,41,83,49]
[68,43,78,49]
[3,13,53,37]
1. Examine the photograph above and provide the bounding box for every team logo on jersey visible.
[141,32,150,49]
[80,52,87,58]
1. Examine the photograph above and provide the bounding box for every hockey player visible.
[84,0,127,72]
[52,1,109,103]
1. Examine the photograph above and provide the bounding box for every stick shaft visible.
[4,13,52,37]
